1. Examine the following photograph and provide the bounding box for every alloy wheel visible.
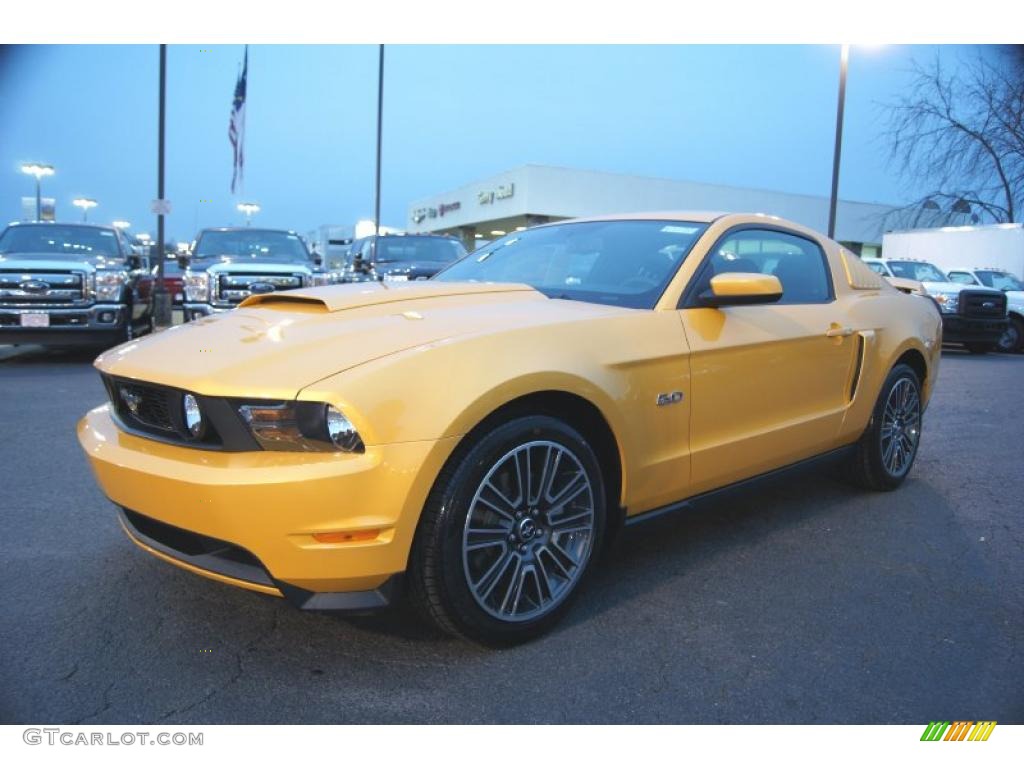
[879,376,921,477]
[461,440,596,622]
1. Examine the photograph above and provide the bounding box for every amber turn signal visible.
[312,529,381,544]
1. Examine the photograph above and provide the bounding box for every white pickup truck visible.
[942,267,1024,353]
[862,257,1008,354]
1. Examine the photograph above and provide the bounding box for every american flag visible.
[229,46,248,194]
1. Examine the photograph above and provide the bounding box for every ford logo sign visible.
[248,282,276,295]
[982,301,995,309]
[19,280,49,293]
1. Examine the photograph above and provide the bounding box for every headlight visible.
[93,271,127,302]
[931,291,960,314]
[184,271,211,302]
[237,401,364,453]
[311,272,339,287]
[182,393,205,438]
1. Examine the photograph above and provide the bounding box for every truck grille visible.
[215,273,305,306]
[0,269,87,307]
[960,290,1007,319]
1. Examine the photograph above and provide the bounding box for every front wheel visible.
[844,363,923,491]
[996,317,1023,354]
[408,415,606,646]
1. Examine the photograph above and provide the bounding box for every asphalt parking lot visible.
[0,344,1021,724]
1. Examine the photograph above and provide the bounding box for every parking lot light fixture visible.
[20,163,55,222]
[237,202,260,226]
[72,198,98,222]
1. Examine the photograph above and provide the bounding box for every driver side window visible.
[947,271,978,285]
[691,228,832,305]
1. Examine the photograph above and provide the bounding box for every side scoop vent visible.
[840,250,884,290]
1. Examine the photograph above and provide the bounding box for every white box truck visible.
[882,223,1024,279]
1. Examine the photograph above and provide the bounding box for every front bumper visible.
[78,404,459,609]
[0,303,127,346]
[941,315,1008,345]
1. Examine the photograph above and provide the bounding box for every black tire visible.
[996,316,1023,354]
[845,363,923,491]
[408,415,607,646]
[966,342,993,354]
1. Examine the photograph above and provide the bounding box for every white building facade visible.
[408,164,896,255]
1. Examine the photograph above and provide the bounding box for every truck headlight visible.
[184,271,211,302]
[311,272,337,287]
[93,271,127,302]
[931,291,959,314]
[237,401,364,453]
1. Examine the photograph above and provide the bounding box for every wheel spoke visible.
[475,551,515,600]
[499,558,525,615]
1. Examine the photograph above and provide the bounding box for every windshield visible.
[373,236,466,264]
[865,262,889,276]
[434,219,708,309]
[976,270,1024,291]
[0,224,124,262]
[192,229,310,263]
[887,260,948,282]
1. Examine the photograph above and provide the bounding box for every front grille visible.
[101,375,260,452]
[0,269,87,306]
[104,375,214,442]
[215,273,305,306]
[960,289,1007,318]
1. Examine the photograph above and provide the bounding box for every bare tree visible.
[884,50,1024,227]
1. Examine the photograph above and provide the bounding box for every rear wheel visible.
[845,363,922,491]
[996,316,1023,354]
[408,415,606,646]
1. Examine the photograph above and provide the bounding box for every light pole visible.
[827,44,849,241]
[237,202,260,226]
[372,44,384,262]
[153,43,172,328]
[72,198,98,222]
[21,163,55,222]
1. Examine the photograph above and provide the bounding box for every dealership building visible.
[408,164,896,256]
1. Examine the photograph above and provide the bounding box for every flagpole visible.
[373,44,384,260]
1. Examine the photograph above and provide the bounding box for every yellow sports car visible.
[78,212,942,645]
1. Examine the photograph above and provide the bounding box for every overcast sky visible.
[0,44,999,240]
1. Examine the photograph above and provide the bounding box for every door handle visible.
[826,326,854,337]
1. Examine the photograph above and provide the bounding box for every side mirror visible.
[127,255,141,270]
[353,254,367,273]
[177,254,190,270]
[698,272,783,307]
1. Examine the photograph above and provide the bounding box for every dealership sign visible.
[478,183,514,205]
[412,200,461,224]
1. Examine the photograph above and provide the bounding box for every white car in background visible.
[863,257,1008,355]
[944,267,1024,354]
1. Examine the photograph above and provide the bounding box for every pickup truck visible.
[180,228,336,319]
[863,257,1007,354]
[0,221,154,348]
[944,267,1024,353]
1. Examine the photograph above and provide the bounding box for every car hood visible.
[920,280,997,294]
[0,255,111,273]
[94,281,625,399]
[190,260,315,275]
[374,260,451,278]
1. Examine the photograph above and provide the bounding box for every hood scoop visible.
[238,281,537,313]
